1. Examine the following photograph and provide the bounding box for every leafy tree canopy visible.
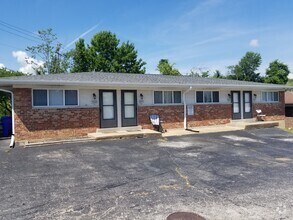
[26,28,69,74]
[0,68,24,78]
[157,59,180,76]
[264,60,290,84]
[188,67,209,77]
[227,52,263,82]
[70,31,146,74]
[71,39,91,73]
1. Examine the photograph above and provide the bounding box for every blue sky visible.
[1,0,293,77]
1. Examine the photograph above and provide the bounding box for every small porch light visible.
[227,93,231,101]
[93,93,97,100]
[139,93,144,105]
[253,93,257,100]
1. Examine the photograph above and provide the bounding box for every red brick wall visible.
[187,104,232,127]
[138,105,184,129]
[138,104,232,129]
[252,91,285,121]
[14,88,99,141]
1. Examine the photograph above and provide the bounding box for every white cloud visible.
[249,39,259,47]
[289,73,293,79]
[12,51,44,74]
[0,63,5,69]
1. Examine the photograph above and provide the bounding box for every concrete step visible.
[229,120,279,130]
[88,129,161,140]
[244,121,279,130]
[96,126,142,133]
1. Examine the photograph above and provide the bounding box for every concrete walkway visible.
[88,128,161,140]
[163,120,283,137]
[22,120,284,146]
[163,125,243,137]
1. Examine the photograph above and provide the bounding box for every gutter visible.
[0,89,15,148]
[0,80,292,90]
[183,86,193,130]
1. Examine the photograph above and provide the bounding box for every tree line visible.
[157,52,291,85]
[0,28,291,85]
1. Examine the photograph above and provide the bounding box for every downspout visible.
[183,86,192,130]
[0,89,15,148]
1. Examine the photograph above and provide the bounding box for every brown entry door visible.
[121,90,137,127]
[99,90,117,128]
[231,91,241,120]
[243,91,252,119]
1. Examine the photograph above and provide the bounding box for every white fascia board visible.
[1,80,292,90]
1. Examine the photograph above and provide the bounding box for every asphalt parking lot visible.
[0,128,293,220]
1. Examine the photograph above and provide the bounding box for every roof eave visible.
[0,80,292,90]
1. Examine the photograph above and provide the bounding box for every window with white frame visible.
[261,91,279,102]
[154,91,181,104]
[196,91,219,103]
[33,89,78,107]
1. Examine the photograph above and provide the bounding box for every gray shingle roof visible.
[0,72,292,89]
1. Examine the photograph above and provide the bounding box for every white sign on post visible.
[187,105,194,116]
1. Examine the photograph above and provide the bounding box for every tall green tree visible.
[26,28,69,74]
[113,42,146,73]
[70,31,146,74]
[90,31,119,72]
[71,39,91,72]
[264,60,290,84]
[157,59,180,75]
[227,52,263,82]
[188,67,209,77]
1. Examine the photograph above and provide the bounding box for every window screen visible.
[212,91,219,102]
[33,90,47,106]
[196,91,203,103]
[154,91,163,104]
[173,91,182,103]
[204,91,212,103]
[65,90,78,105]
[49,90,63,106]
[164,91,172,104]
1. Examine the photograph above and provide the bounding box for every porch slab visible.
[163,125,243,137]
[162,120,284,137]
[229,120,280,130]
[88,128,161,140]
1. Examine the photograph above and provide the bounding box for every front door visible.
[99,90,117,128]
[231,91,241,120]
[243,91,252,119]
[121,90,137,127]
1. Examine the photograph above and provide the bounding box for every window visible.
[33,89,78,107]
[204,91,212,103]
[164,91,172,104]
[196,91,219,103]
[49,90,63,106]
[65,90,78,105]
[33,90,47,106]
[174,91,182,103]
[154,91,181,104]
[154,91,163,104]
[262,92,279,102]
